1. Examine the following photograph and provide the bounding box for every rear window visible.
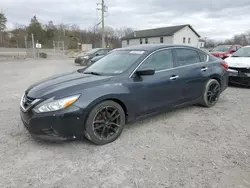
[198,52,208,62]
[175,49,200,66]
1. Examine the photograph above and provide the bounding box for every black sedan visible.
[74,48,112,66]
[20,44,229,145]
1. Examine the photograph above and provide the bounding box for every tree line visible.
[0,14,133,49]
[0,13,250,49]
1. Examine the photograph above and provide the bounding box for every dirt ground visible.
[0,59,249,188]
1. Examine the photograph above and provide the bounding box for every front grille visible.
[23,95,35,109]
[229,67,250,73]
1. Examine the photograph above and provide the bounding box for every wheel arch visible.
[84,95,129,123]
[209,74,221,86]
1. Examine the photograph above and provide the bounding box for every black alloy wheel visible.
[84,100,125,145]
[201,79,221,107]
[93,106,121,140]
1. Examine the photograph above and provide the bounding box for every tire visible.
[200,79,221,107]
[84,100,126,145]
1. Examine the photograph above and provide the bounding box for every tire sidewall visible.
[84,100,125,145]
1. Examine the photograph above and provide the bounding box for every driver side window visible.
[139,49,174,71]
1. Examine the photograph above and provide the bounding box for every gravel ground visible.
[0,59,249,188]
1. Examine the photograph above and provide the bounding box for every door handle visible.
[170,75,179,80]
[201,67,208,71]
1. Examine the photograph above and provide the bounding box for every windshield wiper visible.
[84,71,102,76]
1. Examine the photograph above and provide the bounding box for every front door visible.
[130,49,183,116]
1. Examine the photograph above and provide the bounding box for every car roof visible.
[117,44,200,52]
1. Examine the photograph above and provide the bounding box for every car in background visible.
[225,46,250,86]
[74,48,112,66]
[20,44,228,145]
[210,45,242,59]
[89,49,118,65]
[90,54,105,64]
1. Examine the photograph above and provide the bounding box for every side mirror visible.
[96,53,99,56]
[136,69,155,76]
[231,50,236,53]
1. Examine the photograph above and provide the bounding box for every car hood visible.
[25,70,112,99]
[225,57,250,68]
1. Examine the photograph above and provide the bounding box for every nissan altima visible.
[20,44,229,145]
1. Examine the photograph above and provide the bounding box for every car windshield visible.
[211,45,231,52]
[232,47,250,57]
[83,50,144,75]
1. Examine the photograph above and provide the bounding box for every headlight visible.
[83,56,89,59]
[34,94,80,113]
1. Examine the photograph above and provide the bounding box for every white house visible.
[121,24,201,48]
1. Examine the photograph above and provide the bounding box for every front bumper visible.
[20,105,86,141]
[228,69,250,86]
[75,58,90,65]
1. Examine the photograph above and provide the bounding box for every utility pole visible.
[31,33,35,58]
[97,0,107,48]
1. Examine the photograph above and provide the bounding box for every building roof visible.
[121,24,200,40]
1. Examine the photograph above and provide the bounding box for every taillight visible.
[221,62,228,70]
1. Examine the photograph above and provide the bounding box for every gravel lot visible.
[0,59,249,188]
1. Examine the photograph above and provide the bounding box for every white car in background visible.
[225,46,250,86]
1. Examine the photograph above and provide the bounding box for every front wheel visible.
[84,100,126,145]
[200,79,221,107]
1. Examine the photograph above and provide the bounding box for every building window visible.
[188,38,191,44]
[145,38,148,44]
[127,40,129,45]
[160,37,164,43]
[140,38,142,44]
[183,37,186,43]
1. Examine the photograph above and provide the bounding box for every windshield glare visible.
[211,46,230,52]
[232,47,250,57]
[84,50,144,75]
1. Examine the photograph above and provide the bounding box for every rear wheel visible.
[84,100,125,145]
[200,79,221,107]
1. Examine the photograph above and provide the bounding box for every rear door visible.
[173,48,211,102]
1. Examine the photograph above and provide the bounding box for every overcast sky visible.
[2,0,250,40]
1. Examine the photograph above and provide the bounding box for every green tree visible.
[27,15,44,43]
[0,12,7,31]
[45,20,56,39]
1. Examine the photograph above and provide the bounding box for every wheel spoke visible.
[93,120,105,124]
[94,124,105,130]
[111,114,120,121]
[207,91,213,97]
[110,109,118,118]
[208,95,214,103]
[104,107,110,120]
[101,127,106,138]
[213,85,219,93]
[110,122,120,127]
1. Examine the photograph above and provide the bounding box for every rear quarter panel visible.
[208,57,229,91]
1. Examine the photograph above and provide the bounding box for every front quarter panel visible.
[73,82,136,121]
